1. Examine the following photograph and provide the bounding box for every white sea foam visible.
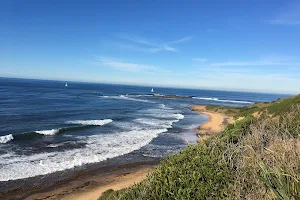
[47,144,62,148]
[134,94,152,97]
[138,106,184,121]
[192,97,253,104]
[0,134,14,144]
[172,114,185,119]
[125,94,152,97]
[119,95,154,103]
[113,121,143,131]
[159,104,167,108]
[135,105,184,128]
[47,141,76,148]
[217,99,253,104]
[115,114,183,131]
[67,119,113,126]
[158,104,173,110]
[141,108,180,115]
[0,96,188,181]
[193,97,219,101]
[116,112,184,132]
[47,143,66,148]
[0,153,14,159]
[101,95,154,103]
[145,113,184,120]
[0,128,168,181]
[35,129,60,135]
[134,118,177,129]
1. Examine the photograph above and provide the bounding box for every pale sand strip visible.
[66,105,231,199]
[192,105,233,141]
[25,105,228,200]
[63,167,153,200]
[25,166,154,200]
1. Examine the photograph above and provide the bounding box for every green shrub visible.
[267,95,300,115]
[98,189,116,200]
[99,143,234,200]
[99,94,300,200]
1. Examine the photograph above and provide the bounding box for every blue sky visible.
[1,0,300,94]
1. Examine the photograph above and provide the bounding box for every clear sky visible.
[1,0,300,94]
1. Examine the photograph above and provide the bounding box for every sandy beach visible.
[11,105,229,200]
[23,162,156,200]
[63,105,231,200]
[60,167,153,200]
[192,105,233,141]
[67,105,231,199]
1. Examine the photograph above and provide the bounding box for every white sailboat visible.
[65,83,68,87]
[151,88,154,92]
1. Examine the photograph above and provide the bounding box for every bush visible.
[99,95,300,200]
[99,142,234,199]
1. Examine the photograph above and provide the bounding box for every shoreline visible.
[23,161,158,200]
[192,105,233,142]
[67,105,230,199]
[4,105,226,200]
[60,166,153,200]
[1,160,159,200]
[60,105,230,199]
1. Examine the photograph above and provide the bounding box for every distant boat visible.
[151,88,154,92]
[65,83,68,87]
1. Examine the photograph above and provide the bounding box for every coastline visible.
[64,105,230,199]
[60,166,153,200]
[62,105,230,199]
[5,105,228,200]
[192,105,233,142]
[23,161,157,200]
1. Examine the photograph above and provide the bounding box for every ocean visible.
[0,77,289,184]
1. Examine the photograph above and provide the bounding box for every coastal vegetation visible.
[99,95,300,200]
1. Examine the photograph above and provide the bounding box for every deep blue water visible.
[0,77,289,182]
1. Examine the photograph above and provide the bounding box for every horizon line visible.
[0,76,296,96]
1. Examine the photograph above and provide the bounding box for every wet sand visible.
[22,161,157,200]
[58,105,231,200]
[58,105,232,199]
[60,166,153,200]
[2,105,223,200]
[1,160,158,200]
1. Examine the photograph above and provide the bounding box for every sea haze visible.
[0,78,289,182]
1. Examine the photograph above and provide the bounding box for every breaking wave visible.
[158,104,173,110]
[0,134,14,144]
[0,128,168,181]
[192,97,253,104]
[134,118,178,129]
[67,119,113,126]
[101,95,154,103]
[35,129,60,135]
[0,119,113,144]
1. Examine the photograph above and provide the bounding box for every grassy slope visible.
[206,94,300,119]
[99,95,300,200]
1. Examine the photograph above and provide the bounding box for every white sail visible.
[151,88,154,92]
[65,83,68,87]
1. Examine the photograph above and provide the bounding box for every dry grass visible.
[230,105,300,199]
[99,101,300,200]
